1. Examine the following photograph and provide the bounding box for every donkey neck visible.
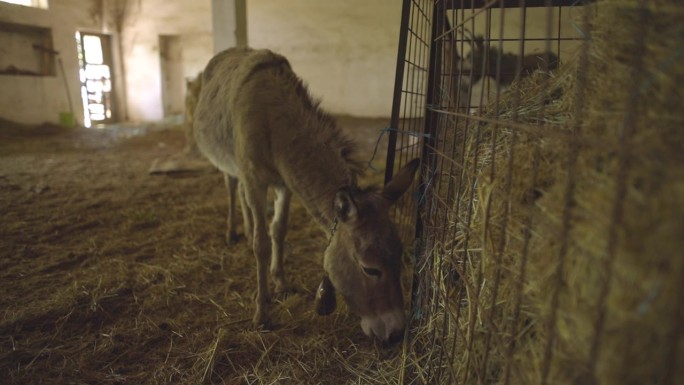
[254,63,361,231]
[295,159,353,229]
[272,118,358,230]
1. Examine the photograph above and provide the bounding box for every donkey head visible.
[462,33,488,84]
[320,159,420,343]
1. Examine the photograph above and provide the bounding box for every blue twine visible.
[367,127,432,172]
[637,286,660,316]
[384,126,432,139]
[413,169,434,206]
[570,0,591,40]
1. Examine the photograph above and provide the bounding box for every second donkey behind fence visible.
[193,47,419,343]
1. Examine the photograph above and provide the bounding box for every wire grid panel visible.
[384,0,684,384]
[384,0,435,245]
[393,2,590,383]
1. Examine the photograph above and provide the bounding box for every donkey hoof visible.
[273,281,293,297]
[225,230,240,245]
[252,290,272,305]
[252,311,272,330]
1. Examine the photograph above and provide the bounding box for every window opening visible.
[0,0,49,9]
[76,31,114,127]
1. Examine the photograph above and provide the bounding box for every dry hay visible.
[397,0,684,384]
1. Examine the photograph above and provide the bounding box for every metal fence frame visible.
[380,1,671,384]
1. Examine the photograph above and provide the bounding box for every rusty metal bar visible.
[386,0,414,185]
[445,0,590,8]
[587,0,648,375]
[540,2,592,384]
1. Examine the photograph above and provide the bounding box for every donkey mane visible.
[259,57,365,182]
[302,108,364,182]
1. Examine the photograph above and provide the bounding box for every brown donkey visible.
[194,48,419,342]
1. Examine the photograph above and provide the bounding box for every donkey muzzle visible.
[360,309,406,343]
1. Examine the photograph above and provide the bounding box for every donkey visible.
[464,34,559,86]
[184,72,203,157]
[442,23,559,111]
[193,47,419,342]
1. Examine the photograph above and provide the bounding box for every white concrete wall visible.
[0,0,219,124]
[120,0,213,122]
[211,0,246,53]
[247,0,403,118]
[0,0,101,126]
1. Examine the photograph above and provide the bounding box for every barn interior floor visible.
[0,116,405,384]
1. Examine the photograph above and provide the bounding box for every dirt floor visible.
[0,116,409,385]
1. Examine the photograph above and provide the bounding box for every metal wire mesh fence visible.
[386,0,684,384]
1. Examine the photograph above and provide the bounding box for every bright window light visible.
[1,0,32,5]
[0,0,49,9]
[83,35,103,64]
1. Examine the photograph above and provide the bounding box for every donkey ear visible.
[335,190,358,222]
[382,158,420,202]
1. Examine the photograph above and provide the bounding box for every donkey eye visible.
[362,267,382,277]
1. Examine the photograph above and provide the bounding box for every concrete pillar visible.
[211,0,247,54]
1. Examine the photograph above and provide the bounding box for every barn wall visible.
[247,0,403,118]
[0,0,216,125]
[0,0,101,126]
[120,0,213,122]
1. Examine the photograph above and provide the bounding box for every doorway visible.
[76,32,115,127]
[159,35,184,117]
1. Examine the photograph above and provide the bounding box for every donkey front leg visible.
[223,174,240,244]
[241,179,271,327]
[238,182,253,245]
[270,186,292,295]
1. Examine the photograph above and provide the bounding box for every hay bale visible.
[404,1,684,384]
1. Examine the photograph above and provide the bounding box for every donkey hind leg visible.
[238,182,253,244]
[223,174,240,244]
[270,186,292,295]
[242,179,272,327]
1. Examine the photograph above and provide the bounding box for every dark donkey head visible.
[318,159,420,343]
